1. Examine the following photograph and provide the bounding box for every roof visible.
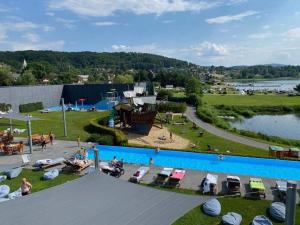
[269,146,285,151]
[0,172,209,225]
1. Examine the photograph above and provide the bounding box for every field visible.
[0,111,107,141]
[165,116,268,157]
[1,169,79,193]
[203,94,300,106]
[173,197,300,225]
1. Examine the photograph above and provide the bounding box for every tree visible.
[19,69,37,85]
[294,84,300,92]
[185,77,203,96]
[0,64,14,86]
[114,74,134,84]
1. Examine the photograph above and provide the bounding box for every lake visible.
[230,79,300,91]
[230,114,300,140]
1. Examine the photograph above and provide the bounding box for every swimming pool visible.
[87,145,300,181]
[47,99,115,111]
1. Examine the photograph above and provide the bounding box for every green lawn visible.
[0,111,109,141]
[1,169,79,193]
[173,197,300,225]
[203,94,300,106]
[166,116,268,157]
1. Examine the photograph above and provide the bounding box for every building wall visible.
[0,85,63,112]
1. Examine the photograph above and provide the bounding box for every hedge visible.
[19,102,43,113]
[87,133,114,145]
[0,103,11,112]
[157,102,187,113]
[87,117,128,146]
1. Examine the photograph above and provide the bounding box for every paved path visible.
[186,106,270,150]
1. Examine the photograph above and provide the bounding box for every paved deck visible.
[1,139,299,202]
[186,106,270,150]
[0,172,209,225]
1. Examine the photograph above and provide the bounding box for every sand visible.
[126,126,190,150]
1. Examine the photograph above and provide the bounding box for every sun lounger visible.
[155,168,173,185]
[226,175,241,195]
[22,154,30,166]
[276,180,287,202]
[249,178,266,199]
[35,158,65,169]
[202,173,218,195]
[166,169,186,187]
[63,159,92,172]
[130,166,150,183]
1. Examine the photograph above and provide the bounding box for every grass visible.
[203,94,300,106]
[0,111,109,141]
[165,116,269,157]
[173,197,300,225]
[1,169,79,193]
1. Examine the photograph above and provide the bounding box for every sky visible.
[0,0,300,66]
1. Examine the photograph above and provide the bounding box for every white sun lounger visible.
[130,166,150,183]
[202,173,218,195]
[35,158,65,168]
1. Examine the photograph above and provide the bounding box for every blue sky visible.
[0,0,300,66]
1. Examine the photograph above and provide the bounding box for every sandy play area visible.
[125,126,190,150]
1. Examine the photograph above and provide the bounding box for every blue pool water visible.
[87,145,300,181]
[47,100,115,111]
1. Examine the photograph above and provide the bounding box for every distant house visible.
[165,85,174,90]
[78,75,89,84]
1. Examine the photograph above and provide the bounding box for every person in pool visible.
[155,147,160,154]
[218,154,224,161]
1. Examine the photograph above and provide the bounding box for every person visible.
[77,136,81,148]
[21,178,32,196]
[218,154,224,161]
[149,157,154,165]
[49,131,54,146]
[112,156,118,166]
[170,131,173,141]
[155,147,160,154]
[41,134,46,150]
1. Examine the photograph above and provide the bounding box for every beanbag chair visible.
[0,185,10,198]
[8,188,22,200]
[43,169,59,180]
[252,215,273,225]
[0,175,7,182]
[6,167,22,179]
[269,202,285,222]
[203,198,221,216]
[222,212,242,225]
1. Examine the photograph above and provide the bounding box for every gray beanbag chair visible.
[6,167,22,179]
[269,202,285,222]
[43,169,59,180]
[8,188,22,200]
[0,185,10,198]
[203,198,221,216]
[252,215,273,225]
[222,212,242,225]
[0,175,7,182]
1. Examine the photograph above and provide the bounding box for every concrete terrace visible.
[1,139,299,202]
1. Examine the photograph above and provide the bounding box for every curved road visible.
[186,106,270,150]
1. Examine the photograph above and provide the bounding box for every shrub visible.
[157,89,174,100]
[0,103,11,112]
[87,134,114,145]
[186,94,202,106]
[19,102,43,113]
[157,102,187,113]
[87,117,128,145]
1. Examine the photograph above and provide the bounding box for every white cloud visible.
[282,27,300,40]
[43,25,55,32]
[45,12,55,16]
[193,41,229,57]
[206,10,258,24]
[49,0,219,17]
[249,32,271,39]
[11,40,65,51]
[93,21,118,27]
[112,44,131,51]
[0,21,38,31]
[227,0,248,5]
[162,20,174,24]
[22,33,40,43]
[262,24,270,30]
[295,12,300,16]
[55,18,76,29]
